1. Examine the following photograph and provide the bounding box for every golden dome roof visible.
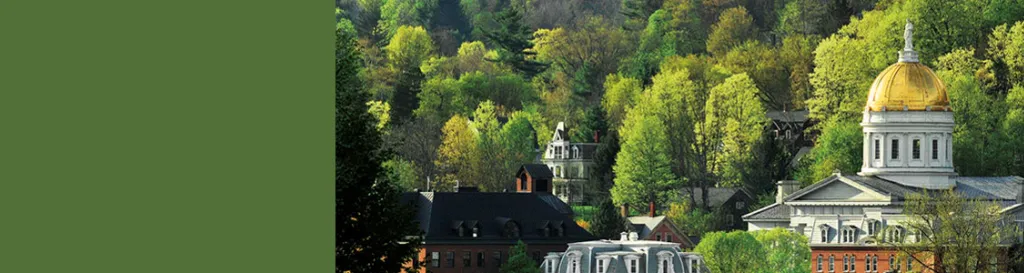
[866,62,950,111]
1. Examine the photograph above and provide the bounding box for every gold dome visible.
[866,62,950,111]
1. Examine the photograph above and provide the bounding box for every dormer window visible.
[657,251,675,273]
[867,219,880,235]
[625,255,640,273]
[841,226,857,243]
[572,146,579,159]
[819,225,831,243]
[886,226,904,243]
[503,221,520,238]
[473,225,479,238]
[567,252,581,273]
[597,256,612,273]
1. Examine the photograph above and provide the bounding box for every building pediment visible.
[786,175,891,204]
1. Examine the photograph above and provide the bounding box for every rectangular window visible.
[478,252,485,267]
[874,139,880,159]
[656,234,662,241]
[913,139,921,159]
[891,139,900,159]
[431,252,440,268]
[447,252,455,268]
[932,139,939,160]
[666,234,672,242]
[493,251,502,267]
[463,251,471,267]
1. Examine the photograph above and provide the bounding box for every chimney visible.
[776,180,801,203]
[620,203,628,218]
[594,130,600,143]
[649,201,656,217]
[620,232,628,241]
[628,232,638,241]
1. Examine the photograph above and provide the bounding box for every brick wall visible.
[403,243,569,273]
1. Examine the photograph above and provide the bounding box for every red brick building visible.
[400,187,593,273]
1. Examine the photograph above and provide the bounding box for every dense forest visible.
[337,0,1024,235]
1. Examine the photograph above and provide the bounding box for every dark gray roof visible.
[766,110,809,123]
[955,176,1023,200]
[519,164,554,179]
[742,203,791,220]
[400,192,593,244]
[687,187,751,208]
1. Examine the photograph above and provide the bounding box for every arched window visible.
[850,255,856,272]
[817,255,823,272]
[829,255,835,272]
[565,251,581,273]
[912,138,922,159]
[889,255,895,271]
[841,226,857,243]
[843,255,849,272]
[867,219,881,235]
[872,255,878,272]
[657,251,675,273]
[819,225,831,243]
[907,258,912,271]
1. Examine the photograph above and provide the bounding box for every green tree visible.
[336,28,422,273]
[382,158,423,191]
[500,241,542,273]
[483,7,550,78]
[571,105,608,143]
[435,114,477,190]
[793,118,862,185]
[1004,84,1024,175]
[775,0,835,36]
[611,114,677,213]
[385,26,436,121]
[666,201,719,237]
[705,73,770,186]
[988,22,1024,89]
[720,41,789,109]
[706,6,756,56]
[779,34,820,109]
[532,16,635,95]
[590,198,628,239]
[601,73,643,130]
[619,9,676,82]
[377,0,439,39]
[943,73,1011,176]
[885,190,1018,273]
[694,231,768,273]
[753,228,810,273]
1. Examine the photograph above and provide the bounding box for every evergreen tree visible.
[483,7,550,78]
[336,28,423,273]
[590,198,628,239]
[500,241,542,273]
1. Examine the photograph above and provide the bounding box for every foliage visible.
[377,0,438,39]
[1004,84,1024,175]
[382,158,423,190]
[666,201,719,237]
[706,6,755,56]
[885,190,1018,273]
[720,40,788,109]
[572,105,608,143]
[612,113,677,212]
[793,118,862,185]
[989,22,1024,88]
[694,230,768,273]
[483,7,550,78]
[385,26,435,121]
[336,29,422,273]
[500,241,542,273]
[533,16,635,94]
[601,73,643,130]
[590,198,629,239]
[435,114,477,190]
[752,228,810,273]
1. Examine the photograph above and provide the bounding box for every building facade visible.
[541,122,598,204]
[540,232,709,273]
[743,21,1024,273]
[401,189,594,273]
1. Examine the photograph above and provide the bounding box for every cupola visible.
[858,20,957,189]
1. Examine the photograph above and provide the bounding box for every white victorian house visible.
[541,122,599,204]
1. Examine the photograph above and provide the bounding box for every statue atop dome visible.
[903,19,914,51]
[898,19,919,62]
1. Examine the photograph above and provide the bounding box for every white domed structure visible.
[857,20,956,189]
